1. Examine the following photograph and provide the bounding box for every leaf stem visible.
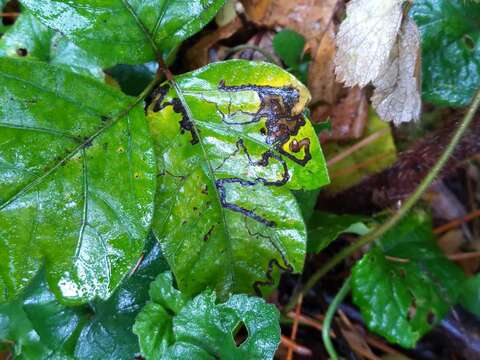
[284,88,480,313]
[224,45,281,66]
[323,276,351,360]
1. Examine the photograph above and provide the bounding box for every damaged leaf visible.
[20,0,226,67]
[148,60,329,299]
[0,58,156,304]
[133,272,281,360]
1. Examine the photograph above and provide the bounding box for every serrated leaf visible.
[0,11,104,80]
[335,0,405,88]
[352,212,465,348]
[134,272,281,360]
[307,212,369,253]
[411,0,480,106]
[20,0,226,67]
[147,60,329,298]
[372,18,422,125]
[0,237,169,360]
[0,58,156,304]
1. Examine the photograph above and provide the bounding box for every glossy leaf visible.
[21,0,226,67]
[0,237,169,359]
[411,0,480,106]
[0,11,104,80]
[134,272,281,360]
[307,212,369,253]
[148,60,329,298]
[0,58,156,304]
[352,212,465,348]
[460,274,480,317]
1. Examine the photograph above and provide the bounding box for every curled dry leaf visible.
[372,18,422,125]
[334,0,405,87]
[335,0,422,125]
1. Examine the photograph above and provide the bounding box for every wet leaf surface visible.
[0,58,156,304]
[148,60,329,298]
[0,11,104,80]
[134,272,281,359]
[0,237,168,359]
[411,0,480,106]
[20,0,226,67]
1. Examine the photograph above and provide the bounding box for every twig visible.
[223,45,281,66]
[448,251,480,261]
[434,209,480,234]
[322,277,351,360]
[0,13,19,17]
[285,88,480,313]
[280,336,313,357]
[327,128,390,166]
[287,294,303,360]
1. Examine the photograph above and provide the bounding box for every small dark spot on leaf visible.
[182,220,187,225]
[260,127,267,135]
[16,48,28,57]
[101,115,109,122]
[193,207,198,211]
[134,172,141,179]
[117,147,125,153]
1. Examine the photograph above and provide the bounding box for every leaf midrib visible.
[170,81,236,288]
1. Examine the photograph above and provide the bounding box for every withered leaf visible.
[334,0,404,87]
[372,18,422,125]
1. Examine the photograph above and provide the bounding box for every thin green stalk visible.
[285,88,480,313]
[323,277,351,360]
[224,45,281,66]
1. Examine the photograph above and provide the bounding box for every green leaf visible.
[148,60,329,298]
[0,236,169,359]
[134,272,281,360]
[411,0,480,106]
[273,29,305,69]
[0,11,104,80]
[0,58,157,304]
[293,189,320,223]
[307,212,369,253]
[460,274,480,317]
[351,212,465,348]
[21,0,226,67]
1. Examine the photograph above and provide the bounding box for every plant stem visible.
[323,277,351,360]
[224,45,281,66]
[284,88,480,313]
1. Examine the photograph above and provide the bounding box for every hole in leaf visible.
[232,321,249,347]
[463,34,476,51]
[17,48,28,57]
